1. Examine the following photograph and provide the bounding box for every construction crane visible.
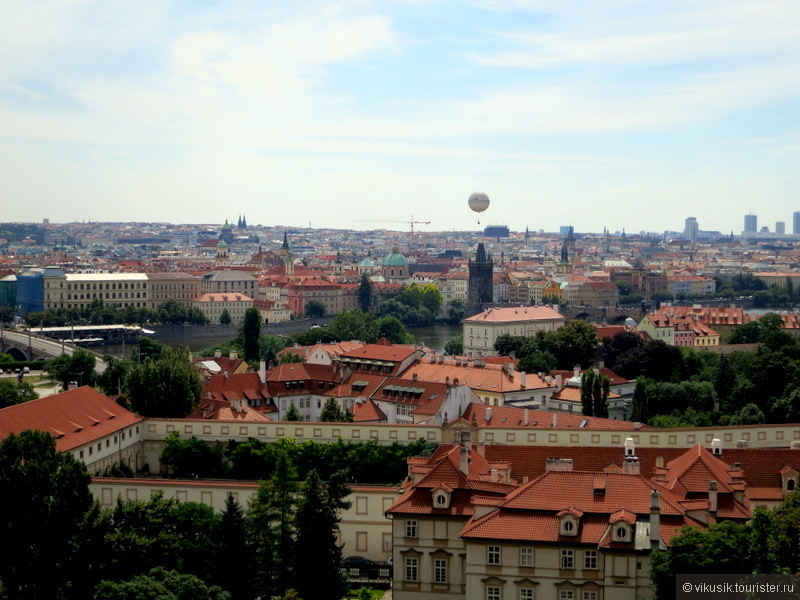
[355,216,431,244]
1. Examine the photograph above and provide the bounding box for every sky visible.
[1,0,799,235]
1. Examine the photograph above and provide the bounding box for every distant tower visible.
[220,220,234,244]
[794,211,800,235]
[280,230,294,276]
[525,226,530,246]
[556,239,573,275]
[468,242,494,311]
[776,221,786,235]
[744,213,757,234]
[684,217,699,242]
[215,240,230,268]
[241,214,247,229]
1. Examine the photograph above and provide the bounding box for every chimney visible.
[520,371,527,387]
[229,350,238,360]
[412,373,419,382]
[259,360,267,384]
[476,441,485,457]
[460,446,469,475]
[484,407,493,422]
[546,458,573,472]
[555,374,563,389]
[462,429,472,451]
[623,456,640,474]
[650,489,661,549]
[214,349,222,359]
[551,412,558,428]
[573,365,580,380]
[711,439,722,456]
[524,408,530,426]
[624,437,636,457]
[224,370,228,380]
[709,480,718,513]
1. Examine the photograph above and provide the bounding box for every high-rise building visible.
[684,217,699,242]
[794,211,800,235]
[744,214,757,233]
[776,221,786,235]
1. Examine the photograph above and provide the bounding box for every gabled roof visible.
[0,386,142,451]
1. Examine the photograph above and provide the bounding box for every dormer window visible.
[558,510,581,537]
[613,524,630,542]
[432,487,452,509]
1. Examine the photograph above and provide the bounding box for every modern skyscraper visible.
[794,211,800,235]
[684,217,698,242]
[744,214,757,233]
[776,221,786,235]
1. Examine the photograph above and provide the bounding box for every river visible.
[90,324,462,359]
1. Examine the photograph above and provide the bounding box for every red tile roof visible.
[0,386,142,451]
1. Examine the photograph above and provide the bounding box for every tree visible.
[284,403,302,421]
[160,431,226,478]
[96,354,134,397]
[214,494,252,600]
[0,430,93,600]
[240,307,262,364]
[630,378,651,423]
[444,335,463,356]
[580,368,594,416]
[713,353,736,412]
[358,274,373,312]
[376,315,413,344]
[518,349,556,374]
[651,520,754,600]
[94,567,231,600]
[219,309,232,325]
[294,470,347,600]
[305,300,325,319]
[327,309,379,343]
[0,378,38,408]
[247,453,299,599]
[44,348,97,390]
[126,346,202,417]
[447,298,465,325]
[730,402,766,425]
[319,397,352,422]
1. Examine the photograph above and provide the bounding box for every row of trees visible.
[25,298,209,328]
[493,313,800,427]
[0,429,349,600]
[651,491,800,599]
[160,434,436,484]
[42,341,203,418]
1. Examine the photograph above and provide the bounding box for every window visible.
[584,550,598,569]
[560,549,574,569]
[434,558,448,583]
[520,547,534,567]
[405,557,418,582]
[405,520,417,538]
[559,592,574,600]
[563,520,574,532]
[520,589,534,600]
[582,592,597,600]
[488,545,501,565]
[487,586,501,600]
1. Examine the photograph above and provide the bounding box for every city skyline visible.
[1,1,799,233]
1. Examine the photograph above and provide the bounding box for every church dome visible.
[382,247,408,268]
[359,257,376,267]
[217,240,228,248]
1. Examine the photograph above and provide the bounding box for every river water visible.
[91,324,463,358]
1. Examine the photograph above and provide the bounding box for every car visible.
[22,367,30,374]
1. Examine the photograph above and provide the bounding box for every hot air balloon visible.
[468,192,490,213]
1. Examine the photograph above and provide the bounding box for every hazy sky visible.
[1,0,799,234]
